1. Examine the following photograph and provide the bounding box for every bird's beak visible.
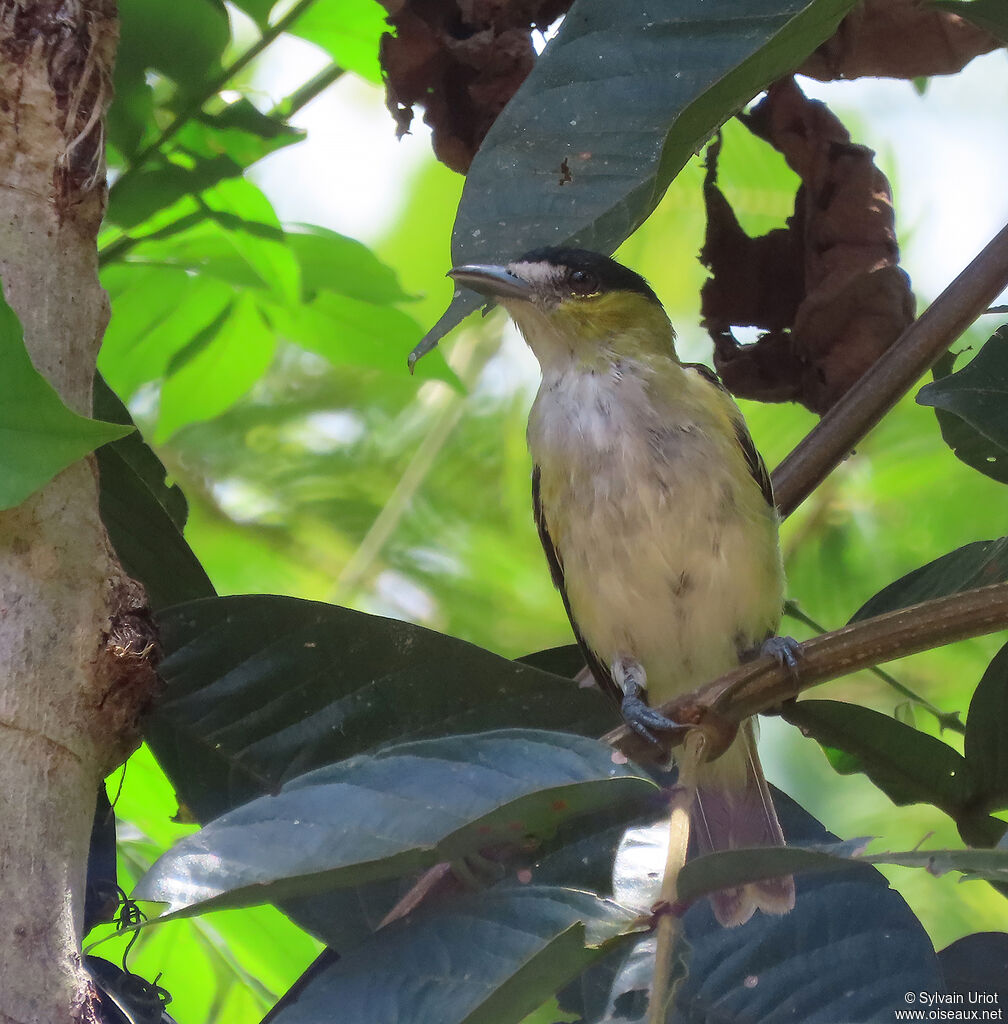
[448,264,535,301]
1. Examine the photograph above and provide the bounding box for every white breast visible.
[528,363,783,703]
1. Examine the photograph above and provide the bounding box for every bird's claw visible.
[759,635,802,678]
[621,692,681,746]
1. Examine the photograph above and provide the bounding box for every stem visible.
[772,220,1008,519]
[604,582,1008,763]
[269,62,345,119]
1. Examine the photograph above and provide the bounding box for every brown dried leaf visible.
[701,79,915,414]
[379,0,571,173]
[800,0,1000,81]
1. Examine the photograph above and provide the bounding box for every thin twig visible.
[604,582,1008,764]
[772,220,1008,519]
[268,62,345,120]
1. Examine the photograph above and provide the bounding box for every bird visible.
[448,247,796,926]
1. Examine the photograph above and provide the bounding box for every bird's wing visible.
[684,362,775,510]
[532,464,621,704]
[731,418,775,510]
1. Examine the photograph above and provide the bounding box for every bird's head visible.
[448,247,677,373]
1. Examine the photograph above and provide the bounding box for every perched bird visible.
[449,248,796,926]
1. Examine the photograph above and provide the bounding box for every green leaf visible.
[933,0,1008,41]
[107,155,244,229]
[231,0,277,27]
[117,0,229,87]
[964,642,1008,813]
[107,179,300,308]
[781,699,972,816]
[199,179,301,306]
[93,375,214,611]
[156,293,277,441]
[0,296,132,510]
[175,101,306,168]
[99,268,234,399]
[148,595,616,824]
[134,731,654,915]
[918,328,1008,482]
[107,66,157,162]
[265,887,634,1024]
[267,292,426,376]
[287,0,388,84]
[285,224,414,304]
[414,0,858,359]
[850,537,1008,621]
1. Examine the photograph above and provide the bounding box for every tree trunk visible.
[0,5,156,1022]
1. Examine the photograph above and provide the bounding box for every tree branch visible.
[772,220,1008,519]
[604,582,1008,763]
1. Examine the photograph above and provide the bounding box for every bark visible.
[0,5,156,1023]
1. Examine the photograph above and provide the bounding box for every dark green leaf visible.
[566,791,946,1023]
[148,595,616,823]
[934,1,1008,41]
[84,787,118,935]
[674,793,946,1021]
[965,641,1008,812]
[134,731,654,915]
[918,327,1008,480]
[939,932,1008,1003]
[266,886,634,1024]
[93,376,214,611]
[0,295,131,510]
[781,699,972,815]
[929,400,1008,484]
[414,0,858,358]
[517,645,585,679]
[850,537,1008,621]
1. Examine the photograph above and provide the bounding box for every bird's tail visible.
[690,721,795,927]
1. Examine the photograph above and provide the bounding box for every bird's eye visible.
[569,269,599,296]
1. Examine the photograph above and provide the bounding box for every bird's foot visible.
[758,635,802,677]
[613,657,681,746]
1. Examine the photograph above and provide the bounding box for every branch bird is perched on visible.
[449,248,796,926]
